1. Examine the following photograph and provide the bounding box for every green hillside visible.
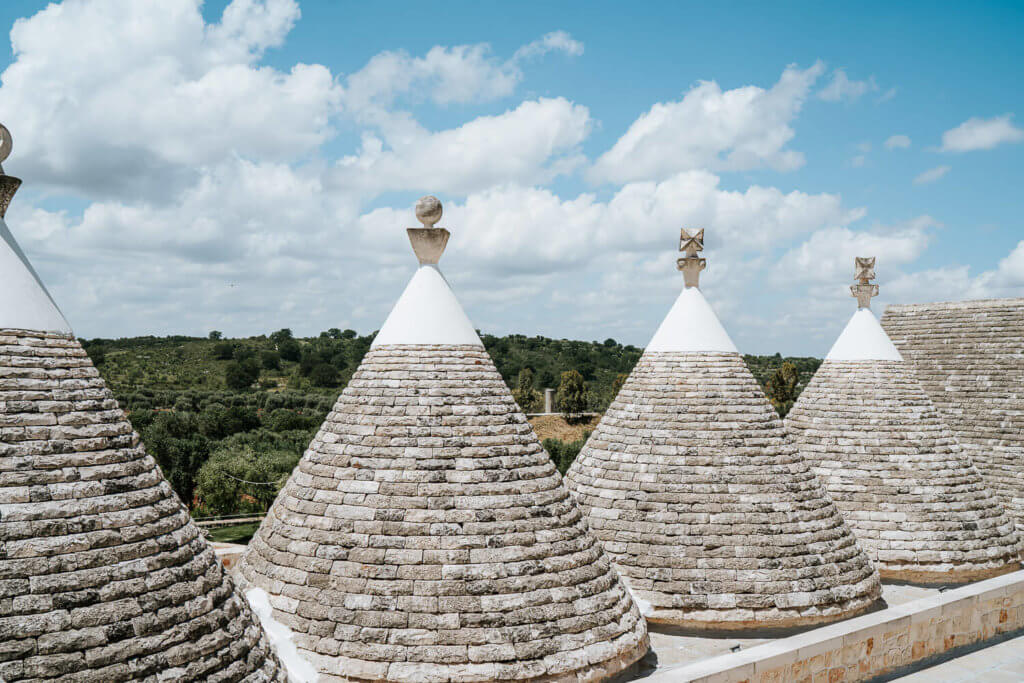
[82,329,820,518]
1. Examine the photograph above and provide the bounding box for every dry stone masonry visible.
[0,331,286,683]
[0,125,285,683]
[237,198,649,682]
[882,298,1024,533]
[564,231,881,631]
[787,259,1021,584]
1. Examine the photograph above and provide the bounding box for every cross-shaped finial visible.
[850,256,879,309]
[677,228,706,288]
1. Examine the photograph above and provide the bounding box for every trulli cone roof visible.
[237,199,649,682]
[564,237,881,631]
[882,298,1024,533]
[0,150,286,680]
[786,306,1021,584]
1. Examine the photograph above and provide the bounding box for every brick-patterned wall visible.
[656,570,1024,682]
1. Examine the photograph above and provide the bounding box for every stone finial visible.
[850,256,879,309]
[677,228,706,288]
[407,195,450,265]
[0,123,21,219]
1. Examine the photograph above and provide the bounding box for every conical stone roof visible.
[564,230,881,631]
[0,126,286,682]
[785,260,1021,584]
[237,197,649,682]
[881,298,1024,533]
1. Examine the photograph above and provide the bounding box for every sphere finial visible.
[415,195,443,228]
[0,124,11,166]
[0,124,20,217]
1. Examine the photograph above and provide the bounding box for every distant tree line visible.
[82,330,821,518]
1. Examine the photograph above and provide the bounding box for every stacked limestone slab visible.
[0,130,285,682]
[785,268,1020,584]
[237,198,648,682]
[564,231,881,631]
[881,298,1024,533]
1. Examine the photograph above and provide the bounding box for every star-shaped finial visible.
[850,256,879,309]
[677,228,706,288]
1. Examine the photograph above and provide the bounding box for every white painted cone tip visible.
[645,286,738,353]
[826,308,902,361]
[371,265,482,348]
[0,218,72,334]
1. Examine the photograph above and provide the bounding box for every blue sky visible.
[0,0,1021,355]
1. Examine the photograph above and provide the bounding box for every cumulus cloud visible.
[884,134,911,149]
[513,31,584,61]
[817,69,878,102]
[913,165,950,185]
[333,98,591,196]
[342,31,584,117]
[0,0,338,200]
[886,240,1024,305]
[589,62,825,183]
[941,114,1024,152]
[776,216,936,286]
[0,2,1007,355]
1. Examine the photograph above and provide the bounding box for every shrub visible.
[542,432,591,474]
[260,350,281,370]
[212,342,235,360]
[310,363,339,387]
[266,408,316,432]
[556,370,589,421]
[225,359,259,390]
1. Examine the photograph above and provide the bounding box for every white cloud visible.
[913,165,951,185]
[941,114,1024,152]
[342,31,584,116]
[886,240,1024,305]
[513,31,584,61]
[0,0,338,200]
[776,216,936,286]
[333,98,591,196]
[884,134,911,149]
[817,69,878,102]
[589,62,825,183]
[0,2,1010,357]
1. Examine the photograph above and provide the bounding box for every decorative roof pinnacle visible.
[407,195,450,265]
[677,228,706,288]
[0,123,21,219]
[851,256,879,309]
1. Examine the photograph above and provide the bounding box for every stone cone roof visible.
[0,185,285,680]
[563,285,881,631]
[786,311,1021,584]
[237,221,648,681]
[881,299,1024,533]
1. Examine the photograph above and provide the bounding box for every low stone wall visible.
[213,542,247,571]
[649,569,1024,682]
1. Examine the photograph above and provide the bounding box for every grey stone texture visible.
[0,328,285,682]
[563,351,882,631]
[881,299,1024,532]
[237,344,649,682]
[785,359,1021,584]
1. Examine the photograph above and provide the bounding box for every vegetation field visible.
[208,522,261,545]
[85,328,820,523]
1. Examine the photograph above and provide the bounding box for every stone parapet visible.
[647,569,1024,682]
